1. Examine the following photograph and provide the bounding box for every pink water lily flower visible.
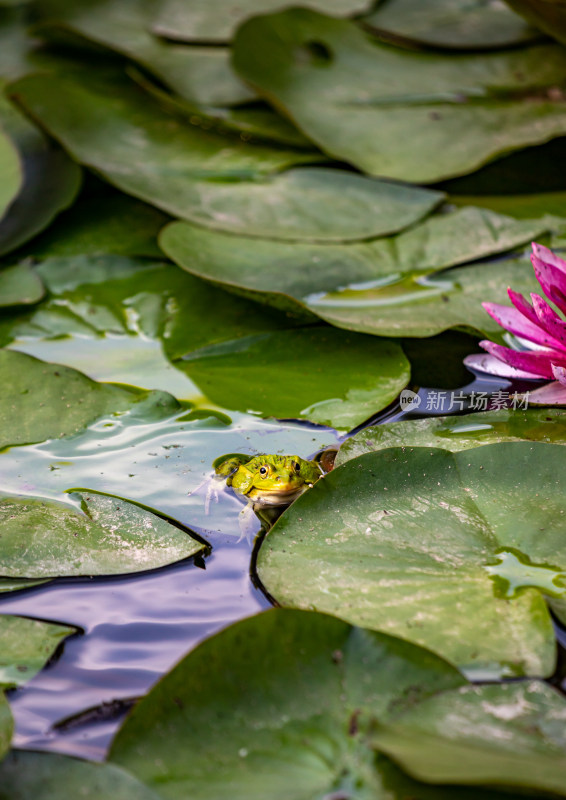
[464,242,566,403]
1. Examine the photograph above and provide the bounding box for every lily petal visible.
[464,352,543,379]
[531,293,566,346]
[527,380,566,405]
[531,253,566,313]
[479,340,565,379]
[482,301,562,348]
[552,364,566,387]
[532,242,566,273]
[507,288,539,327]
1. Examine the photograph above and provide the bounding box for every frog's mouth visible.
[247,483,311,507]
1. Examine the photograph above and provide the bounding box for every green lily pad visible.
[0,263,44,307]
[159,210,547,332]
[0,95,81,256]
[503,0,566,45]
[110,608,557,799]
[257,442,566,678]
[110,608,468,799]
[16,190,169,259]
[37,0,255,106]
[0,349,180,450]
[10,63,450,241]
[152,0,374,42]
[0,614,75,688]
[180,327,410,429]
[372,682,566,796]
[0,693,12,762]
[233,9,566,183]
[363,0,540,50]
[0,122,20,219]
[0,751,163,799]
[9,70,390,242]
[336,408,566,465]
[0,490,205,578]
[307,253,541,338]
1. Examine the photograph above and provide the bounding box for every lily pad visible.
[363,0,540,50]
[0,349,180,450]
[0,490,206,578]
[0,122,20,219]
[372,682,566,796]
[37,0,255,106]
[159,210,547,332]
[180,327,410,429]
[152,0,374,42]
[0,614,75,688]
[110,608,467,799]
[336,408,566,465]
[0,751,163,799]
[0,95,81,256]
[110,608,558,799]
[233,9,566,183]
[257,442,566,678]
[9,70,389,241]
[0,263,44,307]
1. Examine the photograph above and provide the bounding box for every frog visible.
[214,453,323,508]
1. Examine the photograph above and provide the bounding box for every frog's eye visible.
[292,461,301,474]
[259,465,269,478]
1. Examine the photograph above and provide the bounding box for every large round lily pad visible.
[110,608,565,799]
[0,614,75,688]
[159,211,547,335]
[0,349,180,450]
[363,0,540,50]
[257,442,566,678]
[0,751,162,799]
[0,490,206,578]
[336,408,566,465]
[180,327,410,429]
[233,9,566,183]
[0,121,20,219]
[109,607,468,799]
[8,65,452,242]
[8,69,325,237]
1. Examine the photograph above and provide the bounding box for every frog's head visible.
[215,453,321,507]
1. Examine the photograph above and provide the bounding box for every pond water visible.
[2,373,565,761]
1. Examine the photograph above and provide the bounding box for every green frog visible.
[214,453,323,508]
